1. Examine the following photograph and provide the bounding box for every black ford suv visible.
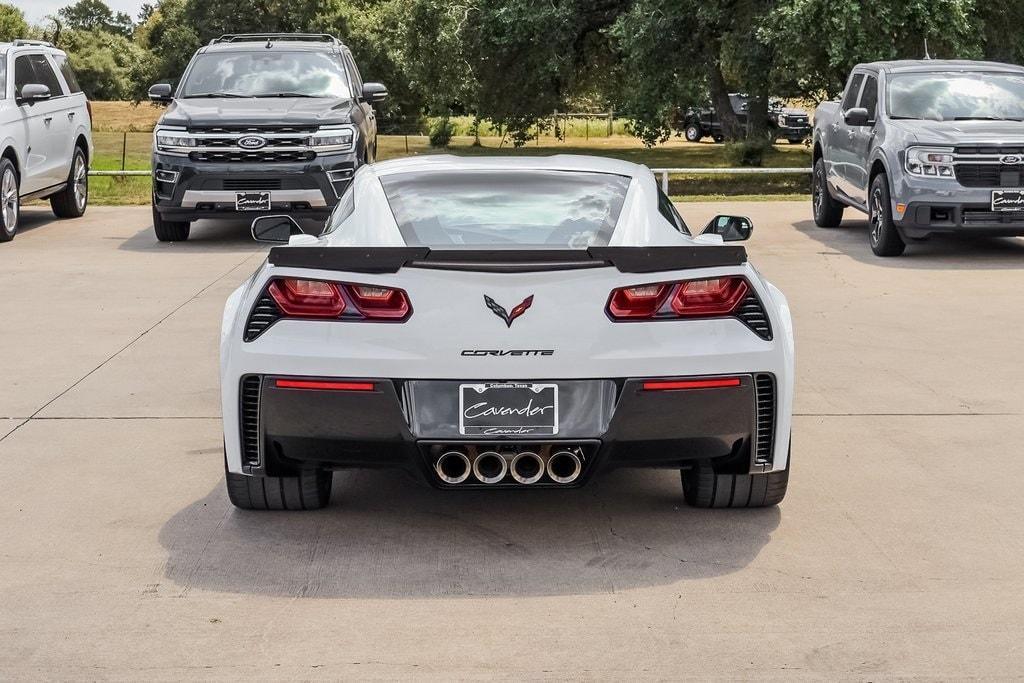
[147,33,386,241]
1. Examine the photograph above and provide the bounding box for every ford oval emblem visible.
[1000,154,1021,165]
[237,135,267,150]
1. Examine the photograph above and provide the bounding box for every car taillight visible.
[348,284,411,319]
[266,277,411,321]
[607,276,749,320]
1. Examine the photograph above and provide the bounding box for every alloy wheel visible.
[813,169,824,215]
[2,167,17,233]
[869,189,883,244]
[73,154,87,211]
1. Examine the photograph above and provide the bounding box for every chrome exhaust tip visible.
[473,451,508,484]
[435,450,471,484]
[510,451,544,485]
[546,450,582,484]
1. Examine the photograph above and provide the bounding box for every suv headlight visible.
[154,127,195,153]
[308,125,356,152]
[905,146,956,179]
[777,113,788,127]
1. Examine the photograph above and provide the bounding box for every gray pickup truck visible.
[812,60,1024,256]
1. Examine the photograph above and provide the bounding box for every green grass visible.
[85,131,813,205]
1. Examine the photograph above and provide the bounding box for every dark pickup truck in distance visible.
[682,94,811,144]
[148,33,386,241]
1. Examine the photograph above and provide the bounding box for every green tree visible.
[58,0,134,37]
[59,28,148,99]
[0,3,29,42]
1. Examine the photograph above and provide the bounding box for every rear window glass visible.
[53,54,83,93]
[379,170,631,248]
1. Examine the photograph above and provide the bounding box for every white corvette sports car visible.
[220,155,794,510]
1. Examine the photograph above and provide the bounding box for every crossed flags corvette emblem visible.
[484,294,534,328]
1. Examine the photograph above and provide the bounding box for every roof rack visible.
[209,33,341,46]
[12,39,55,47]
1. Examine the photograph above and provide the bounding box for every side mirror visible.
[700,214,753,242]
[844,107,871,126]
[17,83,50,104]
[251,215,305,243]
[361,82,388,103]
[148,83,173,102]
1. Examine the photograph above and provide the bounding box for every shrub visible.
[428,118,455,148]
[724,138,772,167]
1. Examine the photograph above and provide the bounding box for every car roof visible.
[365,154,647,179]
[859,59,1024,74]
[202,41,347,55]
[0,42,66,57]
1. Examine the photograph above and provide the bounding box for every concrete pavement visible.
[1,204,1023,678]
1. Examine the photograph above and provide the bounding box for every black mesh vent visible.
[190,150,316,163]
[963,209,1024,225]
[955,164,1023,188]
[754,374,776,467]
[240,375,262,468]
[736,293,772,340]
[244,295,282,342]
[222,178,283,191]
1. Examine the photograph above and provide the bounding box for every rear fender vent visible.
[244,294,282,342]
[240,375,262,468]
[736,293,773,340]
[753,374,776,468]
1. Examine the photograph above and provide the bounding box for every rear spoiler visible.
[267,245,747,274]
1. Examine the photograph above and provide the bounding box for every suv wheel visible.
[0,159,18,242]
[152,198,190,242]
[868,173,906,257]
[812,159,844,227]
[50,147,89,218]
[684,125,702,143]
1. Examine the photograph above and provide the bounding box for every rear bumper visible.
[151,150,358,222]
[235,373,781,487]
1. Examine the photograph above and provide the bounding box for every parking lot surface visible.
[2,204,1024,678]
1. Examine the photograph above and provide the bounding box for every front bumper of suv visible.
[892,178,1024,238]
[151,150,359,221]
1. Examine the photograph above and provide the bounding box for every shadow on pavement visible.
[118,217,326,254]
[794,218,1024,269]
[160,468,780,598]
[11,207,67,237]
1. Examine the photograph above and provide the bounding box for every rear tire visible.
[225,464,333,511]
[684,124,702,142]
[50,146,88,218]
[682,458,789,508]
[0,158,18,242]
[812,158,844,227]
[152,198,190,241]
[868,172,906,257]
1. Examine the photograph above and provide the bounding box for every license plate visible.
[459,383,558,436]
[991,190,1024,212]
[235,192,271,211]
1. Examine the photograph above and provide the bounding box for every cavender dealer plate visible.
[459,383,559,436]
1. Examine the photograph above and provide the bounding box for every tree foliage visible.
[58,0,134,37]
[0,2,28,42]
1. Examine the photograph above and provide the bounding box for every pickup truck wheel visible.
[50,147,88,218]
[713,135,725,143]
[0,159,18,242]
[225,463,333,511]
[868,173,906,257]
[684,125,702,142]
[812,159,844,227]
[152,199,190,242]
[682,458,790,508]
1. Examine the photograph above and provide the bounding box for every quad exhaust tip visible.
[435,450,471,484]
[546,450,582,484]
[510,451,544,485]
[473,450,508,484]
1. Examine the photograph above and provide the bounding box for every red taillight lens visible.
[642,378,741,391]
[275,379,375,391]
[269,278,347,317]
[607,277,749,320]
[608,283,669,318]
[347,284,411,319]
[670,277,748,317]
[268,278,348,317]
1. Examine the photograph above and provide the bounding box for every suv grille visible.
[222,178,283,191]
[736,293,772,340]
[240,375,262,467]
[244,295,283,342]
[955,164,1024,188]
[754,374,776,468]
[190,150,316,163]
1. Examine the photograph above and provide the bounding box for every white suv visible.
[0,40,93,242]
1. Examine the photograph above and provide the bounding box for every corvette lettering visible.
[461,349,554,356]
